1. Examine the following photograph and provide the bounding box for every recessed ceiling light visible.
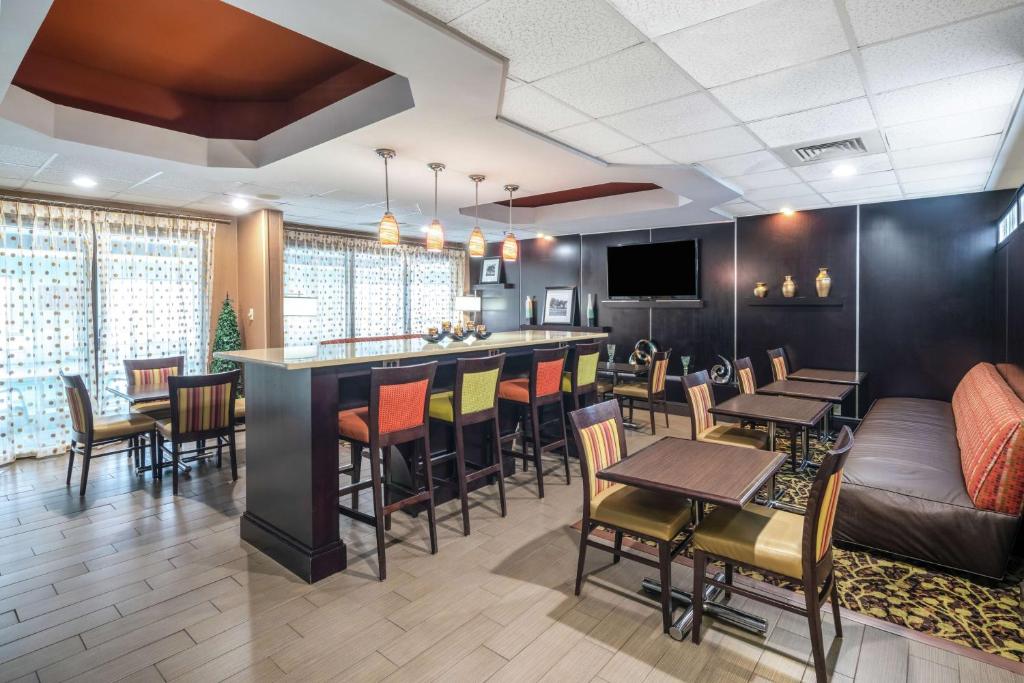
[72,176,97,188]
[831,164,857,178]
[780,207,795,216]
[230,197,250,210]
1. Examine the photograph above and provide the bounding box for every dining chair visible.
[123,355,184,418]
[735,357,757,394]
[612,349,671,435]
[61,372,156,496]
[682,370,767,449]
[155,370,241,495]
[690,426,854,683]
[767,347,790,381]
[568,399,694,633]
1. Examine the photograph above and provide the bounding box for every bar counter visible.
[215,330,607,582]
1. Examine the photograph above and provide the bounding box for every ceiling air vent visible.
[773,130,885,166]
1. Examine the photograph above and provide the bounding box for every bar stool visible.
[499,346,570,499]
[562,342,602,412]
[428,353,507,535]
[338,362,438,581]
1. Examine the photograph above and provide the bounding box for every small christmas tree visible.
[210,295,243,395]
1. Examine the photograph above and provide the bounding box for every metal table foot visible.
[641,573,769,641]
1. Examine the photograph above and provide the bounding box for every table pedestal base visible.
[641,573,769,641]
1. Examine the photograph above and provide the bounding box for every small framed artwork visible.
[543,286,576,325]
[479,257,501,284]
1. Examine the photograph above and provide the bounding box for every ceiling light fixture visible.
[72,176,97,188]
[426,162,445,252]
[230,196,250,210]
[831,164,857,178]
[780,207,795,216]
[467,174,486,258]
[376,148,399,247]
[502,184,519,263]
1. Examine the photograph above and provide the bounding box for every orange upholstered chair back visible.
[804,427,853,563]
[532,346,568,399]
[735,357,757,394]
[569,399,628,504]
[369,362,437,446]
[60,372,93,437]
[682,370,715,440]
[124,356,184,386]
[168,371,239,438]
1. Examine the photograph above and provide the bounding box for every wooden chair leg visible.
[349,441,362,510]
[493,417,507,518]
[369,448,387,581]
[658,541,673,633]
[805,575,828,683]
[649,398,656,436]
[531,403,544,498]
[382,446,392,531]
[830,571,843,638]
[216,438,223,468]
[453,424,470,536]
[691,550,706,644]
[171,442,180,495]
[574,521,590,596]
[421,437,438,555]
[66,441,76,486]
[228,432,238,481]
[613,530,623,564]
[154,435,162,480]
[558,406,570,485]
[663,399,670,428]
[78,442,92,496]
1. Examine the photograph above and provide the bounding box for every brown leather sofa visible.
[834,363,1024,579]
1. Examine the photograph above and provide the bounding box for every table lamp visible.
[454,295,482,326]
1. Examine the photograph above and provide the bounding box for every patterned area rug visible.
[589,431,1024,662]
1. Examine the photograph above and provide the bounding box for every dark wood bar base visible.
[240,511,346,583]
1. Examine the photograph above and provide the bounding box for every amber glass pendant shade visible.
[467,226,486,257]
[502,232,518,262]
[378,211,400,247]
[426,219,445,252]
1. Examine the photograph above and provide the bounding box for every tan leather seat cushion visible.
[612,382,649,399]
[131,400,170,414]
[590,484,692,541]
[693,504,804,579]
[699,425,768,450]
[94,413,155,441]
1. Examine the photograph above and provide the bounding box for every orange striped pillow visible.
[578,417,622,497]
[133,366,178,385]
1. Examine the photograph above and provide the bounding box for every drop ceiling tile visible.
[31,169,136,193]
[607,0,768,38]
[793,153,893,181]
[810,170,898,193]
[534,44,698,118]
[602,146,674,165]
[0,144,54,168]
[114,186,216,205]
[904,187,985,199]
[743,182,816,201]
[747,99,877,148]
[501,85,589,132]
[0,163,40,182]
[727,168,801,190]
[650,126,762,163]
[700,150,785,176]
[874,64,1024,127]
[889,135,1003,168]
[602,93,734,143]
[718,200,764,216]
[0,177,26,191]
[756,195,830,212]
[846,0,1021,45]
[404,0,490,23]
[656,0,847,88]
[861,7,1024,92]
[822,185,902,204]
[895,158,995,183]
[22,180,120,200]
[143,173,245,195]
[450,0,642,82]
[900,173,990,195]
[885,106,1010,150]
[549,121,636,156]
[711,53,864,122]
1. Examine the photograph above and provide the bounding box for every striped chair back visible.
[649,350,671,394]
[735,357,757,394]
[60,372,92,436]
[168,371,240,437]
[132,366,178,385]
[682,370,716,439]
[455,353,505,420]
[804,427,854,563]
[571,342,601,392]
[569,400,627,503]
[369,362,437,445]
[767,348,789,381]
[125,356,185,386]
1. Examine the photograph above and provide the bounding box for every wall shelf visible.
[600,299,704,309]
[473,283,514,290]
[747,297,844,307]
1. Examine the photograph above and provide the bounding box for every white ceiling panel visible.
[656,0,847,88]
[742,182,817,201]
[718,200,764,216]
[889,135,1003,168]
[404,0,490,23]
[650,126,762,163]
[747,98,877,147]
[845,0,1022,46]
[699,150,785,177]
[602,93,734,143]
[900,174,990,195]
[793,153,892,181]
[450,0,642,82]
[727,168,801,190]
[810,170,897,193]
[0,163,39,182]
[0,144,53,168]
[895,157,995,183]
[549,121,636,156]
[710,53,864,122]
[602,146,673,165]
[874,64,1024,127]
[501,85,589,132]
[756,195,830,212]
[45,154,161,184]
[607,0,769,39]
[822,185,902,204]
[23,179,120,200]
[861,7,1024,93]
[884,106,1010,150]
[534,44,698,118]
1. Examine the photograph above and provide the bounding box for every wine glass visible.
[681,355,692,376]
[606,343,617,363]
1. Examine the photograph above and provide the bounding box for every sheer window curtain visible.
[283,230,349,346]
[0,201,94,464]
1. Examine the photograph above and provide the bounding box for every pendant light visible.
[426,162,445,252]
[467,174,486,258]
[375,148,399,247]
[502,184,519,262]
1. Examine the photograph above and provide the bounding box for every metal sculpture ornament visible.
[628,339,658,366]
[710,355,733,384]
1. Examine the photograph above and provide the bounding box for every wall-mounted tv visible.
[606,239,699,299]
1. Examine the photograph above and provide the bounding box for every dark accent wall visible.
[470,241,520,332]
[521,235,581,325]
[996,221,1024,368]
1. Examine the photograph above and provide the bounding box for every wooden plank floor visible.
[0,417,1019,683]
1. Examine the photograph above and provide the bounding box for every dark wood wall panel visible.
[736,207,857,389]
[860,191,1013,401]
[1006,229,1024,367]
[995,240,1009,362]
[470,241,520,332]
[521,235,581,325]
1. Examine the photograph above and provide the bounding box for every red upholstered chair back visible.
[60,372,93,438]
[168,371,240,440]
[369,362,437,447]
[531,346,568,400]
[124,356,184,386]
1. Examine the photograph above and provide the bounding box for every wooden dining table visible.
[598,437,787,640]
[709,394,831,470]
[786,368,866,386]
[756,379,853,442]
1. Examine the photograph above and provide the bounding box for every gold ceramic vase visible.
[782,275,796,298]
[815,267,832,298]
[754,282,768,298]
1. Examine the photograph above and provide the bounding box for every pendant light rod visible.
[428,162,445,219]
[375,149,395,213]
[470,174,485,226]
[503,184,519,231]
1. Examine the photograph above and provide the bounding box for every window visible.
[283,228,466,346]
[999,200,1018,243]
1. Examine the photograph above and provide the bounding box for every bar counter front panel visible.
[215,330,608,582]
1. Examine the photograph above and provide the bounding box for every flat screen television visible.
[606,240,699,299]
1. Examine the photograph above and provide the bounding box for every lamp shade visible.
[283,296,318,317]
[467,227,485,257]
[426,219,444,252]
[378,211,400,247]
[502,232,518,262]
[454,295,482,312]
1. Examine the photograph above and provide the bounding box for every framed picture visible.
[479,257,501,284]
[543,286,576,325]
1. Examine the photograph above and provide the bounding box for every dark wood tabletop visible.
[597,437,786,508]
[757,379,853,403]
[106,382,169,404]
[598,361,647,373]
[710,393,831,427]
[787,368,866,385]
